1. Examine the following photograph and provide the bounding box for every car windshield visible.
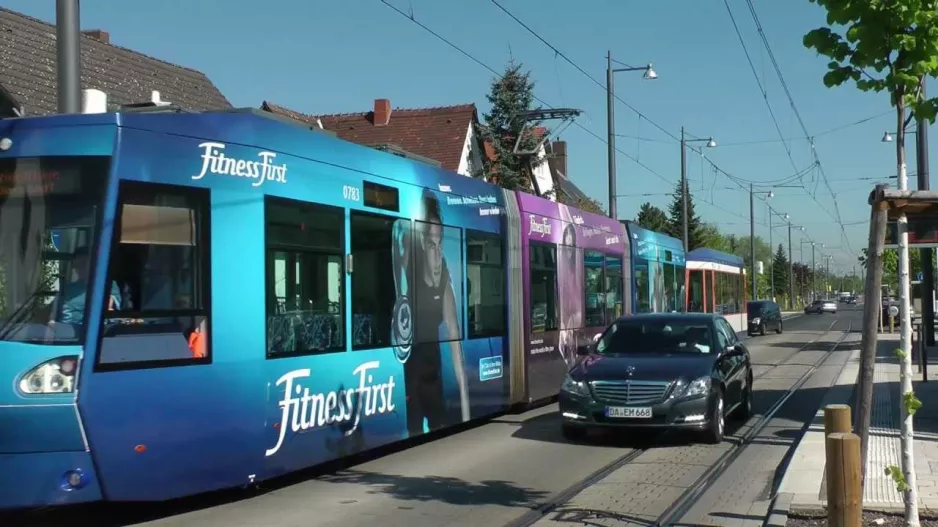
[0,156,110,344]
[595,319,715,355]
[747,301,765,315]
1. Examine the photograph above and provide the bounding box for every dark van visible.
[747,300,783,336]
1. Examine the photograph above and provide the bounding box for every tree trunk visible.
[857,188,887,497]
[896,99,921,527]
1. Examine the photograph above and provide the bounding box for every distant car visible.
[558,313,753,445]
[846,296,857,305]
[805,299,837,314]
[747,300,783,336]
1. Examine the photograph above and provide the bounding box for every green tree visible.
[699,223,729,252]
[635,202,669,232]
[666,179,705,250]
[555,192,605,215]
[772,243,790,299]
[478,61,544,191]
[803,4,938,514]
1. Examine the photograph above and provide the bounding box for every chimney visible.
[82,29,110,44]
[552,140,568,178]
[373,99,391,126]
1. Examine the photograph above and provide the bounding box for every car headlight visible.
[561,375,589,397]
[673,375,710,399]
[751,317,761,325]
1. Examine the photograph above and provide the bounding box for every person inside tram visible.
[53,246,121,326]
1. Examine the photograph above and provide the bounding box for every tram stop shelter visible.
[869,184,938,378]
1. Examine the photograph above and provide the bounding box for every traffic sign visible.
[918,272,924,281]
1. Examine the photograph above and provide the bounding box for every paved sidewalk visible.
[780,333,938,512]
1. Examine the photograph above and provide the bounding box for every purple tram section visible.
[515,192,630,402]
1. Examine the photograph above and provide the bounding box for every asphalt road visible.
[8,307,863,527]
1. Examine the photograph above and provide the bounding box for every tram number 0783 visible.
[343,185,361,202]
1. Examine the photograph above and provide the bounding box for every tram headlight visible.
[19,356,79,394]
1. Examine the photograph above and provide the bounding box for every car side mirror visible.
[576,344,592,356]
[724,344,742,356]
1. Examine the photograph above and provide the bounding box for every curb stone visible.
[765,492,793,527]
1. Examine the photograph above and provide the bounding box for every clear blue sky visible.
[8,0,923,273]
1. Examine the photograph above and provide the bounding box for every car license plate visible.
[605,406,652,419]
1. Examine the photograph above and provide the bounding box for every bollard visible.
[826,432,862,527]
[889,314,895,333]
[824,404,852,435]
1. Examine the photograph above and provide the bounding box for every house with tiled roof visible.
[260,98,596,207]
[261,99,485,177]
[0,6,231,117]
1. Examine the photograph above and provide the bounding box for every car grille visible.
[589,380,672,405]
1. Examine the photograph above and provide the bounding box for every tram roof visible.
[686,247,744,268]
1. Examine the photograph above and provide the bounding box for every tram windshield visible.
[0,156,110,344]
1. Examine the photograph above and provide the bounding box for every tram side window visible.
[98,182,210,368]
[604,255,623,322]
[584,250,605,327]
[529,242,558,332]
[265,198,344,357]
[413,219,463,344]
[688,269,704,312]
[466,231,506,338]
[350,211,404,350]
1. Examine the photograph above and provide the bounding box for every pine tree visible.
[772,243,790,298]
[666,179,703,249]
[478,61,544,191]
[635,202,669,232]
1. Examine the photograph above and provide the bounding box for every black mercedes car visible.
[559,313,753,444]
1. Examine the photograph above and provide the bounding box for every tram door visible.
[78,182,267,501]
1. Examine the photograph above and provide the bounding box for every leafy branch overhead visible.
[803,0,938,121]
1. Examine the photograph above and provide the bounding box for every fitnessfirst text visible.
[265,361,396,457]
[528,215,552,237]
[193,142,287,187]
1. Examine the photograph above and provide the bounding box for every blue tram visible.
[0,105,637,509]
[0,108,530,508]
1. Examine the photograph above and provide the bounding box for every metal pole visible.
[827,256,831,298]
[917,76,935,345]
[812,244,817,301]
[789,222,795,309]
[769,208,774,301]
[606,51,617,220]
[56,0,81,114]
[681,127,689,252]
[750,183,757,300]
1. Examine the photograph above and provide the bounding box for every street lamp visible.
[681,130,717,250]
[767,206,789,303]
[607,53,657,220]
[750,185,774,300]
[882,130,917,142]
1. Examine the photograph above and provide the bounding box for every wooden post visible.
[826,432,862,527]
[824,404,852,435]
[856,185,887,492]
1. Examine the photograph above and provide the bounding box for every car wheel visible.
[759,323,766,336]
[562,424,587,442]
[703,389,725,444]
[776,320,783,334]
[736,372,753,420]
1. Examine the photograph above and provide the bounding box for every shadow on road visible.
[319,470,550,507]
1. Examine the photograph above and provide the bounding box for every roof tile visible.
[261,100,477,172]
[0,6,231,115]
